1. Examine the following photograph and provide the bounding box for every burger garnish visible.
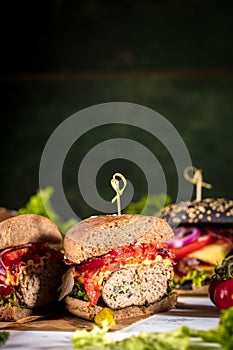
[59,214,177,321]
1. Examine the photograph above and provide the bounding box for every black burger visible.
[159,198,233,294]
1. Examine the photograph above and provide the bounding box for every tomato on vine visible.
[209,255,233,310]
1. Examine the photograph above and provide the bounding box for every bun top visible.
[0,214,63,250]
[64,214,173,264]
[159,198,233,227]
[0,207,17,223]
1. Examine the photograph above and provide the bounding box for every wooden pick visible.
[183,166,212,202]
[111,173,127,215]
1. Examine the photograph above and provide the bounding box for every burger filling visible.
[168,225,233,290]
[0,243,63,306]
[68,242,174,306]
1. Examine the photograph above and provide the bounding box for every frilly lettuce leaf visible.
[71,307,233,349]
[0,331,9,347]
[124,193,172,216]
[18,187,77,235]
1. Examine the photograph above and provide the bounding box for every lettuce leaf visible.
[72,325,114,349]
[69,280,89,302]
[71,307,233,349]
[18,187,77,235]
[174,269,212,290]
[0,332,9,347]
[124,193,172,216]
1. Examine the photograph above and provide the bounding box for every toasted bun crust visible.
[0,207,17,222]
[159,198,233,227]
[0,214,62,250]
[65,293,177,321]
[64,214,173,263]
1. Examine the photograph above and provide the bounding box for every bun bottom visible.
[0,302,63,322]
[0,305,33,321]
[65,293,177,321]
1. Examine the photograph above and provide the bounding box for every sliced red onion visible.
[168,226,201,248]
[0,258,6,276]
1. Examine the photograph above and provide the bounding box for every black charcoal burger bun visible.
[160,198,233,227]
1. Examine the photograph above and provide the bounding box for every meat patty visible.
[102,262,173,310]
[16,262,66,309]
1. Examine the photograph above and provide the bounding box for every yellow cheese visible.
[188,242,231,265]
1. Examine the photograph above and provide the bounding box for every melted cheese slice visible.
[188,242,232,265]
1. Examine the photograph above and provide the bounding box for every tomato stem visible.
[227,262,233,279]
[212,255,233,281]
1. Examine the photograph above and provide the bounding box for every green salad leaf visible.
[18,187,77,235]
[72,325,114,349]
[0,331,9,347]
[174,269,212,290]
[117,327,191,350]
[124,193,172,216]
[69,280,90,302]
[218,306,233,350]
[71,306,233,350]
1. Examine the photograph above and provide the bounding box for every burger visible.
[0,214,66,321]
[159,198,233,293]
[58,214,177,321]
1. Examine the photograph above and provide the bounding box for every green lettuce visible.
[124,193,172,216]
[18,187,77,235]
[72,324,114,350]
[69,280,90,302]
[71,306,233,349]
[0,332,9,347]
[174,269,212,290]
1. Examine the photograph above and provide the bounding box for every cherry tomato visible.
[170,234,213,259]
[208,279,221,305]
[212,279,233,310]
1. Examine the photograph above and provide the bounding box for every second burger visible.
[58,214,177,321]
[159,197,233,293]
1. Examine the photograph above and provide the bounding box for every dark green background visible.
[1,0,233,219]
